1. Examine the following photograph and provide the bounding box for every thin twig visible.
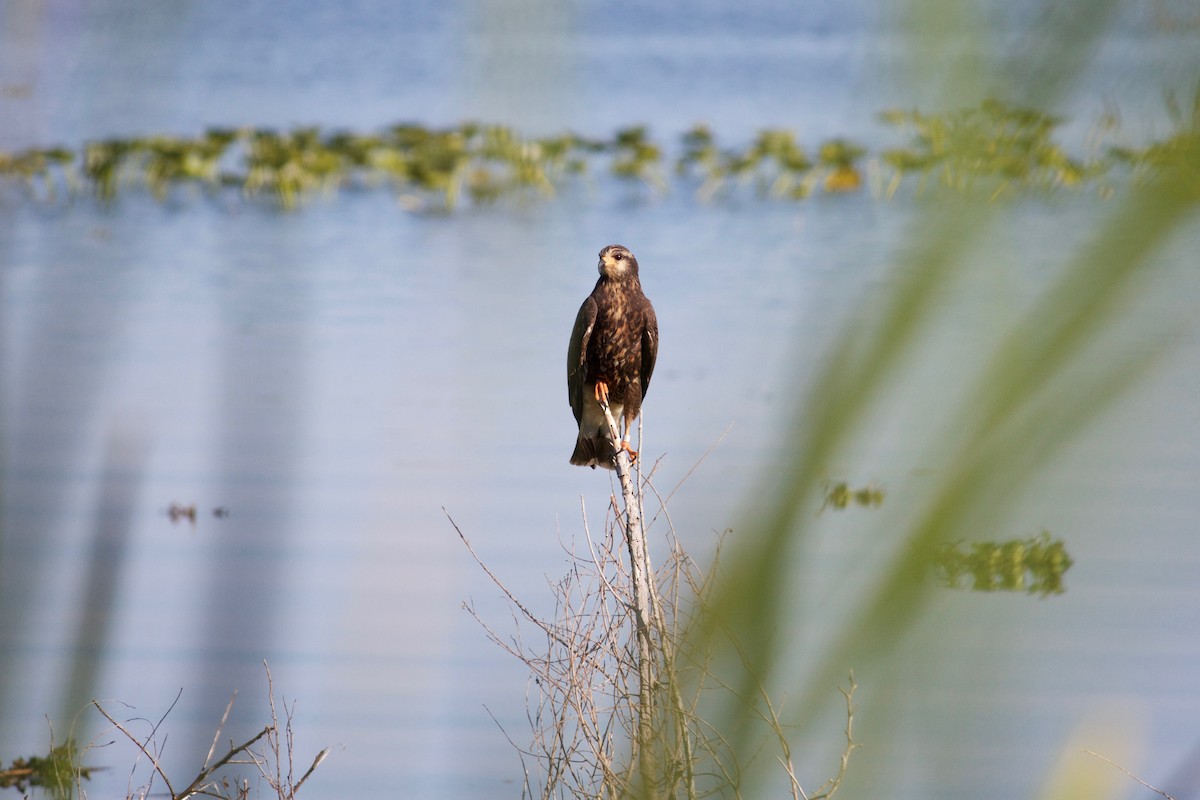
[294,747,331,794]
[176,725,271,799]
[202,691,238,771]
[652,421,733,523]
[812,673,858,800]
[91,700,178,800]
[448,508,570,647]
[1083,749,1176,800]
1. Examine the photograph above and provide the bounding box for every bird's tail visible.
[570,435,617,470]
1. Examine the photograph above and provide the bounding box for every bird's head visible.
[598,244,638,281]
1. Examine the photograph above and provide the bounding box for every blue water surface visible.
[2,2,1199,799]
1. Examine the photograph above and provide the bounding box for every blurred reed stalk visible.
[687,0,1200,796]
[57,423,148,741]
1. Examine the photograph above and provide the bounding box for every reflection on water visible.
[1,3,1199,799]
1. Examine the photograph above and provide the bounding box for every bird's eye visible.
[614,252,624,260]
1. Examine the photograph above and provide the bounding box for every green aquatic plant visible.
[817,138,865,192]
[679,126,864,201]
[610,125,665,191]
[0,147,69,202]
[820,481,885,512]
[934,531,1074,596]
[141,133,229,199]
[468,125,589,204]
[81,139,134,202]
[675,124,721,187]
[1109,85,1200,195]
[243,127,346,210]
[0,146,73,193]
[751,128,814,197]
[384,123,472,209]
[879,98,1101,197]
[0,105,1190,210]
[676,125,821,200]
[0,741,92,797]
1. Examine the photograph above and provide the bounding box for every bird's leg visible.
[594,381,637,463]
[619,438,638,463]
[619,412,638,464]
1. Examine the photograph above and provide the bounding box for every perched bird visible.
[567,244,659,469]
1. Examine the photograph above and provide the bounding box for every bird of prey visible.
[567,244,659,469]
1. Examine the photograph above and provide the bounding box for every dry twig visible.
[1083,749,1176,800]
[91,663,327,800]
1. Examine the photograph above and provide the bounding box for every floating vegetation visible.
[166,502,198,525]
[877,99,1102,197]
[819,138,866,193]
[0,741,94,795]
[933,531,1074,596]
[0,99,1193,210]
[164,502,231,526]
[1108,85,1200,195]
[821,481,885,512]
[610,125,665,191]
[678,126,819,200]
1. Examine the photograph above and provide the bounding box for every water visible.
[2,2,1199,799]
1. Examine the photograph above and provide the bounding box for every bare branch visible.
[176,725,271,799]
[1083,749,1176,800]
[91,699,178,800]
[202,692,238,771]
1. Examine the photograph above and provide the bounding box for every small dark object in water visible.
[166,502,197,524]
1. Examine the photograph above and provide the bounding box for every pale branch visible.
[92,699,178,800]
[1083,749,1177,800]
[293,747,331,794]
[175,725,270,800]
[811,673,858,800]
[649,421,733,528]
[201,691,238,774]
[598,397,657,786]
[247,661,329,799]
[94,690,271,800]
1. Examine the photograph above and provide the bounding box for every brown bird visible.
[567,244,659,469]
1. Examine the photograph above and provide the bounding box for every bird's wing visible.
[567,297,598,424]
[640,299,659,396]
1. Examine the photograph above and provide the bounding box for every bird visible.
[567,244,659,469]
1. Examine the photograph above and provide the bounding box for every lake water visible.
[2,2,1199,799]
